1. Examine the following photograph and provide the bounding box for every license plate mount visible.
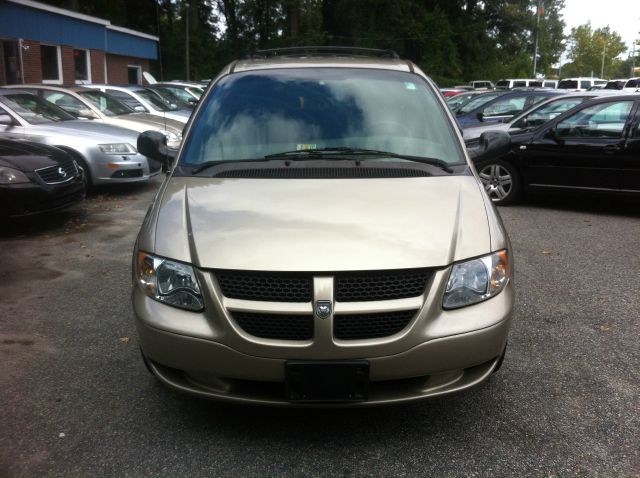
[285,360,370,402]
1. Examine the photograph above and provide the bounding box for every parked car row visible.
[462,92,640,205]
[446,77,640,96]
[0,139,86,218]
[0,80,207,218]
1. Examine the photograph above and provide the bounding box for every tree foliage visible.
[563,23,627,78]
[38,0,573,84]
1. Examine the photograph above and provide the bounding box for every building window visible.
[127,65,141,85]
[74,49,91,83]
[41,45,61,83]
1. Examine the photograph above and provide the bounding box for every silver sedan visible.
[0,89,160,186]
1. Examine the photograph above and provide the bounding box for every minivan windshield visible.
[180,68,465,166]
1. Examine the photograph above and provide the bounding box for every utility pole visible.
[533,1,542,77]
[185,1,190,81]
[600,33,607,78]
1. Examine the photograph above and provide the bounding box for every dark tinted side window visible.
[513,81,526,88]
[558,80,578,89]
[557,101,633,139]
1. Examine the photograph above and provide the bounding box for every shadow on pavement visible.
[1,181,159,238]
[504,192,640,218]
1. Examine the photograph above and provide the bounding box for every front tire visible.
[477,159,521,206]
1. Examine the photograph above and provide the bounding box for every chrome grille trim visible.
[35,159,78,184]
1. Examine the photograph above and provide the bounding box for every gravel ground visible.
[1,178,639,477]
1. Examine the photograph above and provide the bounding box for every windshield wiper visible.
[265,147,455,173]
[190,158,275,175]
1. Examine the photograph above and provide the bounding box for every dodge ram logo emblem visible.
[315,300,332,319]
[58,167,67,178]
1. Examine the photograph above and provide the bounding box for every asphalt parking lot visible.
[1,178,639,477]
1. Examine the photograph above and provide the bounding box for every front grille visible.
[334,310,417,340]
[232,312,313,340]
[213,168,431,179]
[36,159,77,184]
[335,269,431,302]
[216,271,312,302]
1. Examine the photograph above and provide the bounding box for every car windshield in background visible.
[558,80,578,89]
[180,68,465,166]
[604,81,625,90]
[187,87,204,98]
[135,89,176,111]
[457,92,502,114]
[446,93,476,110]
[516,97,584,128]
[161,86,192,102]
[78,91,133,116]
[153,88,191,108]
[1,94,75,124]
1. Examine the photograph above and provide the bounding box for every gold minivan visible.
[133,47,514,406]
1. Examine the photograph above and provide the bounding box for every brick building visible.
[0,0,158,86]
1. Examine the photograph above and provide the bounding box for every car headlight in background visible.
[136,252,204,311]
[98,143,137,155]
[165,131,182,149]
[443,250,509,309]
[0,166,30,184]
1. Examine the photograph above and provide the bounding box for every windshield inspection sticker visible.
[296,144,317,151]
[404,82,417,90]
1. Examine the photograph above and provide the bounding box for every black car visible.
[0,139,85,217]
[473,95,640,205]
[456,89,563,127]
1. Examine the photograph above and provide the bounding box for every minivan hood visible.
[153,175,491,271]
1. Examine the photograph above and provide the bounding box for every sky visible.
[562,0,640,54]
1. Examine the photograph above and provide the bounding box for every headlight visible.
[135,252,204,311]
[165,131,182,149]
[443,250,509,309]
[98,143,137,154]
[0,166,30,184]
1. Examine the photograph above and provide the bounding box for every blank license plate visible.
[285,360,370,402]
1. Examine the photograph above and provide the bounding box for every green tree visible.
[564,23,627,78]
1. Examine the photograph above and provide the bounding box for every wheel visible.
[477,159,520,205]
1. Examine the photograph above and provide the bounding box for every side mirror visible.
[137,130,177,171]
[467,131,511,162]
[78,109,98,120]
[476,112,484,122]
[0,113,15,126]
[547,126,564,145]
[134,105,146,113]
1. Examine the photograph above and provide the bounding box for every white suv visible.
[558,77,607,91]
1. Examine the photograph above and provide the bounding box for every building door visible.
[2,40,22,85]
[127,65,141,85]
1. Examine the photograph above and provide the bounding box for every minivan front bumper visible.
[133,269,513,406]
